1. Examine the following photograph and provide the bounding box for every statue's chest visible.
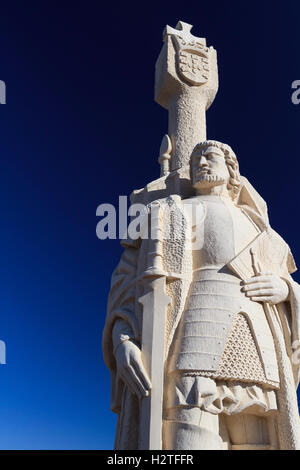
[188,197,259,269]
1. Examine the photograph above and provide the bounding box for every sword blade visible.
[138,276,171,450]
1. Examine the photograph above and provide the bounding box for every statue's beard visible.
[193,173,226,187]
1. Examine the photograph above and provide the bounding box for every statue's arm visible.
[103,241,140,369]
[103,239,151,399]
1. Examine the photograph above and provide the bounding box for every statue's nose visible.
[199,155,208,167]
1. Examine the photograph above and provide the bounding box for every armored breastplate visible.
[168,196,279,384]
[193,196,236,270]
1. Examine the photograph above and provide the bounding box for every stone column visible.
[155,21,219,171]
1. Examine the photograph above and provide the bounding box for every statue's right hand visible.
[114,340,152,399]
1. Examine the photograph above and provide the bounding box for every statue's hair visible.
[190,140,241,198]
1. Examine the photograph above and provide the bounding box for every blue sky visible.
[0,0,300,449]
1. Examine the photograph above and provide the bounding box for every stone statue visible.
[102,21,300,450]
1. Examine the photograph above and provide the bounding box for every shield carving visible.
[178,50,210,86]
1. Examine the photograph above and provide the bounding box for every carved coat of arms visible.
[178,49,209,85]
[164,21,211,86]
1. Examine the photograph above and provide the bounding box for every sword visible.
[138,275,171,450]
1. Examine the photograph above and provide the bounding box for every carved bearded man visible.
[103,140,300,450]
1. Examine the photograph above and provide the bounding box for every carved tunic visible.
[167,195,279,388]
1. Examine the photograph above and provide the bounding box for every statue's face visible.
[191,145,230,190]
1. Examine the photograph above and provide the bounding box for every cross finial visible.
[163,21,206,46]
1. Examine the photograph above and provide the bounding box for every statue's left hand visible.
[242,274,289,305]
